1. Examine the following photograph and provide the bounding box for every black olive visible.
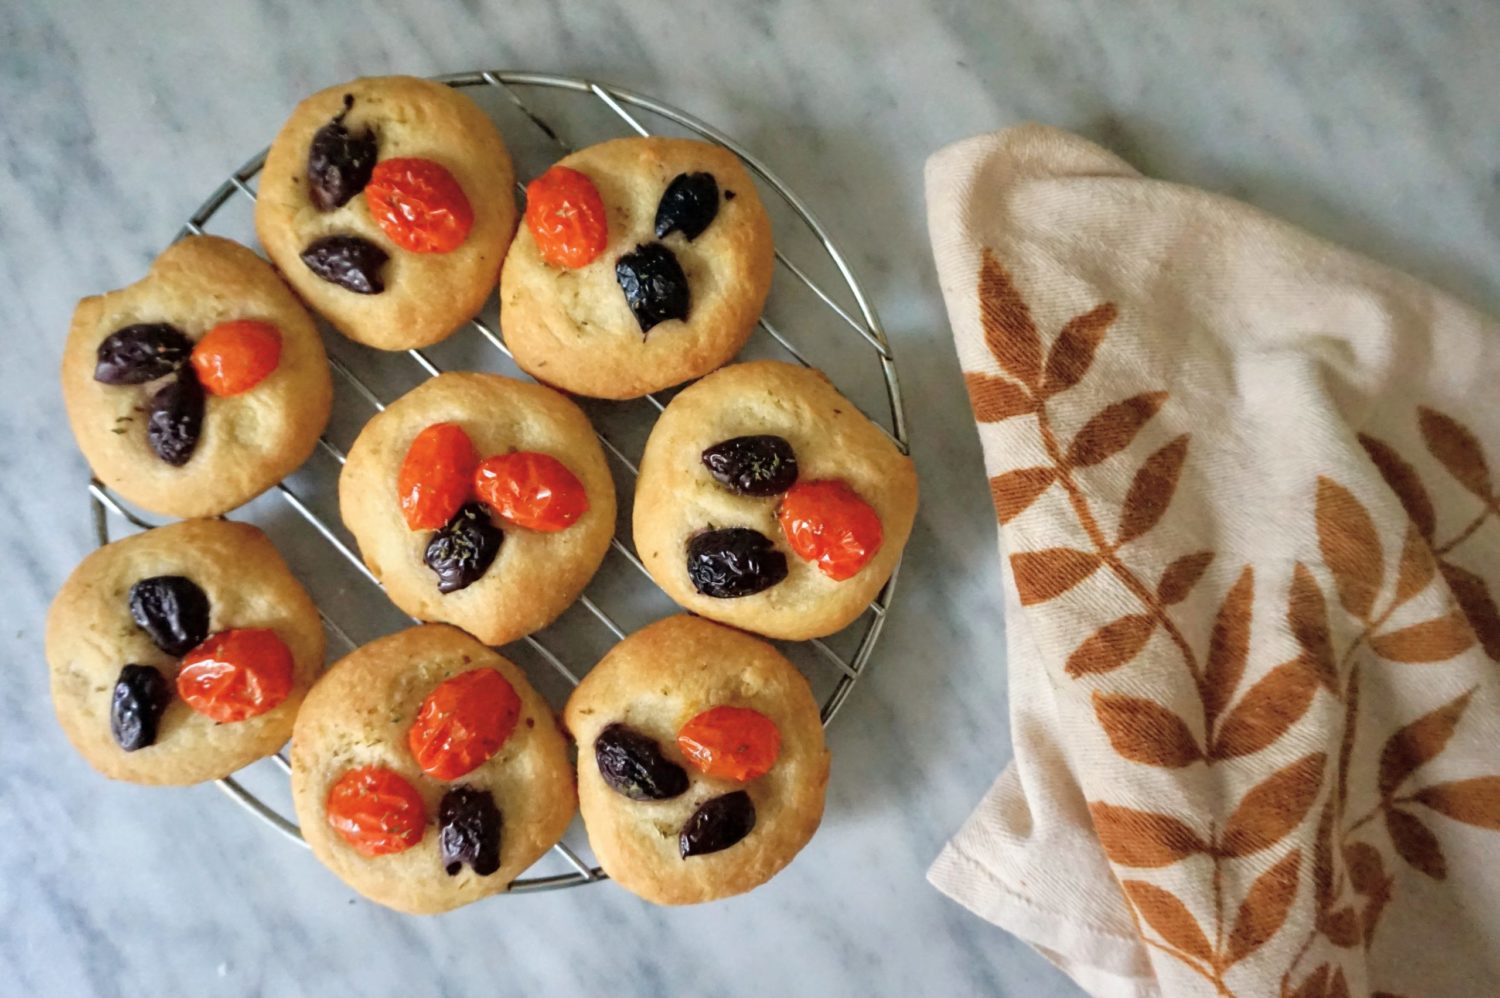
[438,786,503,877]
[615,243,690,335]
[686,528,788,598]
[111,664,172,752]
[145,367,204,467]
[680,791,756,858]
[306,94,378,212]
[94,323,193,385]
[654,172,720,241]
[300,235,388,294]
[128,575,211,656]
[424,503,503,594]
[594,723,689,801]
[701,435,799,497]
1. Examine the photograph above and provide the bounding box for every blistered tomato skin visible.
[676,706,782,782]
[326,766,428,857]
[398,423,479,531]
[176,628,295,723]
[407,668,522,781]
[777,479,884,582]
[524,165,608,269]
[473,452,588,532]
[191,320,282,396]
[365,157,474,254]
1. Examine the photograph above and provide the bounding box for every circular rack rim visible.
[89,70,909,895]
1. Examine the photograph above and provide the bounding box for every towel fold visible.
[925,124,1500,997]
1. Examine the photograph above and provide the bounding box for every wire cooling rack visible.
[89,71,909,893]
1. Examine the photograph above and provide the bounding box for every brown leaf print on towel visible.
[964,251,1500,997]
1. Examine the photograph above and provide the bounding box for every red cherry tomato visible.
[176,629,295,723]
[524,165,608,269]
[190,320,282,396]
[776,479,884,581]
[407,668,522,780]
[676,706,782,782]
[473,452,588,532]
[326,766,428,857]
[365,157,474,254]
[398,423,478,531]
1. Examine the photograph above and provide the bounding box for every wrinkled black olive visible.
[424,503,503,594]
[300,235,388,294]
[111,664,172,752]
[654,172,720,241]
[680,790,756,858]
[615,243,689,334]
[306,94,377,212]
[128,575,211,656]
[439,786,503,877]
[94,323,193,385]
[594,723,689,801]
[701,435,799,497]
[686,528,788,598]
[146,367,204,467]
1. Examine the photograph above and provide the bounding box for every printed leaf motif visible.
[1219,753,1325,857]
[1292,966,1331,998]
[1319,905,1361,948]
[1316,477,1384,622]
[1344,842,1387,897]
[1157,551,1214,605]
[1211,660,1320,759]
[964,372,1035,423]
[1440,561,1500,662]
[1359,433,1437,541]
[1378,689,1474,798]
[978,252,1042,388]
[1042,302,1117,397]
[1369,612,1476,663]
[1414,777,1500,829]
[1066,614,1156,677]
[1120,881,1214,962]
[1419,406,1492,499]
[1093,693,1201,768]
[1117,435,1190,546]
[1288,563,1337,690]
[1313,798,1337,912]
[990,467,1056,524]
[1066,392,1168,468]
[1392,523,1437,607]
[1089,802,1205,867]
[1386,808,1446,879]
[1201,566,1255,727]
[1010,548,1101,606]
[1224,849,1301,967]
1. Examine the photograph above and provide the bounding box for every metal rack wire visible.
[90,72,909,894]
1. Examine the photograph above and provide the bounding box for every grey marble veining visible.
[3,2,1497,996]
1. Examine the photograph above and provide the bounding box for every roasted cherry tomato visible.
[473,451,588,532]
[364,157,474,253]
[176,628,295,723]
[398,423,478,531]
[776,479,884,581]
[524,165,607,269]
[676,706,782,783]
[189,320,282,396]
[407,668,522,780]
[326,766,428,857]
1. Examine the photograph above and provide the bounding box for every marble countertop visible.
[4,2,1497,995]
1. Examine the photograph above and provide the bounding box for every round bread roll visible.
[61,235,332,518]
[46,519,324,785]
[565,615,829,905]
[291,624,575,914]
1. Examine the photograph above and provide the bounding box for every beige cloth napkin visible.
[925,124,1500,998]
